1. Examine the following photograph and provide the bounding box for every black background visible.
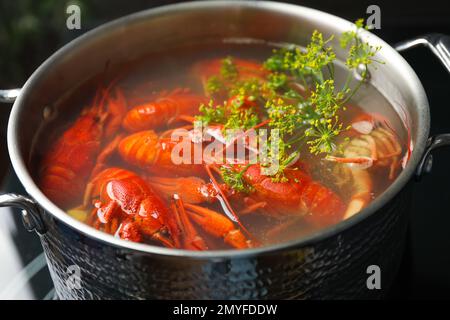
[0,0,450,299]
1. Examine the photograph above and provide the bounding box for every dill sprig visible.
[204,56,238,96]
[261,20,381,176]
[196,19,382,187]
[220,56,238,80]
[305,116,346,155]
[198,57,262,130]
[205,76,223,95]
[196,100,227,126]
[264,80,348,158]
[196,96,260,131]
[205,56,266,99]
[310,80,346,119]
[224,97,260,130]
[340,18,382,94]
[264,31,336,86]
[305,79,350,154]
[266,98,302,137]
[220,165,253,193]
[229,78,263,101]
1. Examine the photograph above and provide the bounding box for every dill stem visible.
[342,73,365,104]
[287,133,306,145]
[326,61,335,80]
[342,72,353,92]
[297,72,309,90]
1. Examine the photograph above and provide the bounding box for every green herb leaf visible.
[220,165,253,193]
[220,56,238,81]
[340,19,382,72]
[224,98,260,131]
[264,31,336,86]
[205,75,224,95]
[196,100,227,125]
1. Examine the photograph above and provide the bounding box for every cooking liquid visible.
[34,41,408,249]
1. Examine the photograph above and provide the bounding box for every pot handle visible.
[395,33,450,74]
[395,34,450,180]
[0,193,46,234]
[0,90,46,233]
[0,89,21,103]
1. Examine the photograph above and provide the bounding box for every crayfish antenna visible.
[203,164,259,245]
[175,115,196,124]
[159,124,194,139]
[82,135,123,208]
[83,180,97,208]
[326,155,374,170]
[151,232,176,249]
[266,217,302,240]
[91,134,124,178]
[240,198,267,215]
[204,165,242,224]
[171,195,208,250]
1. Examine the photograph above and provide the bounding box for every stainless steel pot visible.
[0,1,449,299]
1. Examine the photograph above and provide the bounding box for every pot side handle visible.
[395,33,450,74]
[395,33,450,180]
[0,89,21,103]
[0,193,46,234]
[0,89,45,234]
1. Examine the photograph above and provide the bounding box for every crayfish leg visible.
[184,203,254,249]
[240,197,267,215]
[117,220,142,243]
[135,214,174,248]
[95,200,119,224]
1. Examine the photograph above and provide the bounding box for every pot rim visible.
[7,0,430,259]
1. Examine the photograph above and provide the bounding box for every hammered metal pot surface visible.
[40,185,411,299]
